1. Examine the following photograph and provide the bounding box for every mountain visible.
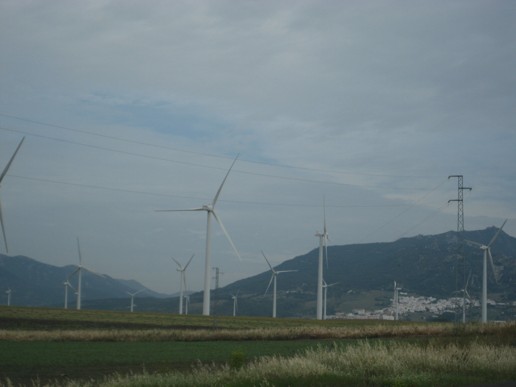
[1,227,515,318]
[0,254,167,307]
[209,227,516,318]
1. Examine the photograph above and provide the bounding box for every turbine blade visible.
[156,208,205,212]
[76,237,82,266]
[0,137,25,184]
[465,271,472,291]
[171,256,182,268]
[211,210,241,260]
[325,242,329,270]
[487,219,508,247]
[277,270,297,274]
[83,266,106,278]
[212,154,239,207]
[487,249,499,284]
[0,199,8,253]
[323,196,327,236]
[261,250,274,271]
[67,267,80,279]
[464,239,483,248]
[264,274,274,295]
[184,254,195,270]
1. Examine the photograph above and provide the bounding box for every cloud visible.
[1,1,515,293]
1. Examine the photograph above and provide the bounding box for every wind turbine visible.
[0,137,25,253]
[466,219,507,323]
[67,237,103,310]
[172,254,195,315]
[322,280,338,320]
[315,199,329,320]
[231,290,239,317]
[184,295,190,315]
[393,281,402,320]
[5,288,12,306]
[63,280,74,309]
[127,289,144,312]
[262,250,297,318]
[457,271,472,324]
[157,155,241,316]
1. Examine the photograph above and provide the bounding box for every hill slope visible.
[0,254,166,307]
[1,227,515,318]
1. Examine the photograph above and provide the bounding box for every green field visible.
[1,306,515,386]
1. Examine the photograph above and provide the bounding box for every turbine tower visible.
[0,137,25,253]
[68,238,103,310]
[69,238,84,310]
[466,219,507,323]
[322,280,338,320]
[315,200,329,320]
[127,289,144,312]
[231,290,239,317]
[6,288,12,306]
[393,281,402,320]
[63,280,74,309]
[459,271,472,324]
[262,250,296,318]
[157,156,241,316]
[172,254,195,315]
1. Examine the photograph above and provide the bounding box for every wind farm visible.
[171,254,194,315]
[465,219,508,323]
[156,156,241,316]
[1,1,515,384]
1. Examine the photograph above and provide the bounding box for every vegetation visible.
[0,307,515,386]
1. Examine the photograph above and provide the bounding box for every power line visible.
[8,174,406,209]
[0,113,443,179]
[361,177,450,242]
[0,125,438,191]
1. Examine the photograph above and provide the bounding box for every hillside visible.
[0,254,166,307]
[211,227,516,318]
[1,227,515,319]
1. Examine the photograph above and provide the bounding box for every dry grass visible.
[52,340,516,386]
[1,321,513,342]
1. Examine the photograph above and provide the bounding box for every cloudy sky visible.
[1,1,515,294]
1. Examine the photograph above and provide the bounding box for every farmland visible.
[0,306,515,386]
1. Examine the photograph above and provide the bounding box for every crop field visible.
[0,306,515,386]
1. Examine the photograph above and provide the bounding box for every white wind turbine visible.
[63,280,75,309]
[322,280,338,320]
[184,295,190,315]
[393,281,402,320]
[315,200,329,320]
[231,290,239,317]
[262,250,297,318]
[157,155,241,316]
[127,289,144,313]
[458,271,472,324]
[172,254,195,315]
[0,137,25,253]
[68,237,103,310]
[466,219,507,323]
[5,288,12,306]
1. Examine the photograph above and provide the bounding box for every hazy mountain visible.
[0,254,167,307]
[1,227,515,318]
[210,227,516,317]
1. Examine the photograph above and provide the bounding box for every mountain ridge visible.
[1,227,515,319]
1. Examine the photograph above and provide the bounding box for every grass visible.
[1,306,515,386]
[63,341,516,387]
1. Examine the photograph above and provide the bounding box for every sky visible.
[0,0,515,294]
